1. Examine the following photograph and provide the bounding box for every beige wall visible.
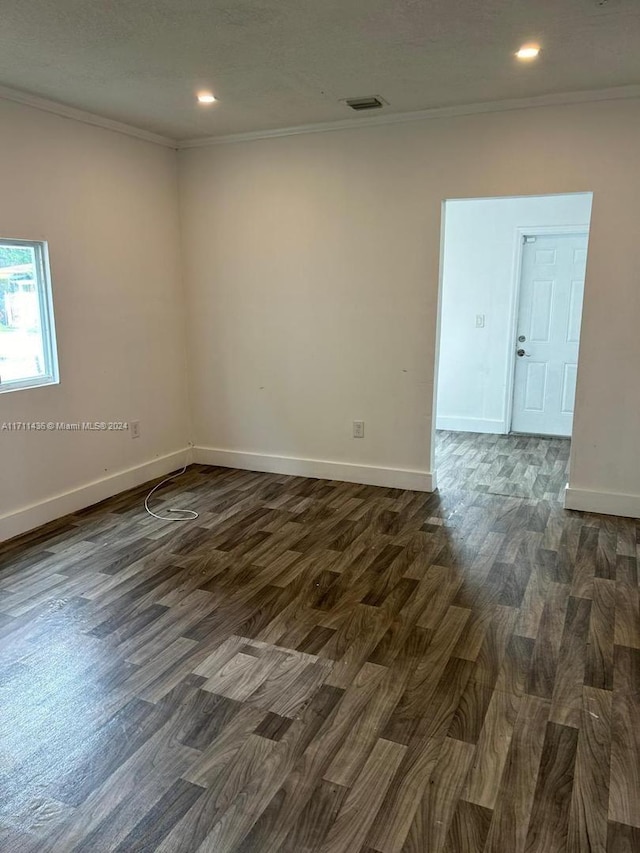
[2,94,640,540]
[179,98,640,514]
[0,100,190,539]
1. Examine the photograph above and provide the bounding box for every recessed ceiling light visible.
[516,45,541,60]
[197,92,217,104]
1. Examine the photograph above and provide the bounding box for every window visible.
[0,239,59,393]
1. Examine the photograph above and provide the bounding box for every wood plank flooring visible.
[0,430,638,852]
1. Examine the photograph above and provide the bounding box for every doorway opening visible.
[433,192,593,499]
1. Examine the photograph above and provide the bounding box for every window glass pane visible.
[0,241,54,389]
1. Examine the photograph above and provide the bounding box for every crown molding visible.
[0,84,177,148]
[177,84,640,149]
[2,80,639,152]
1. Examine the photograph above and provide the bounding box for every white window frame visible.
[0,238,59,393]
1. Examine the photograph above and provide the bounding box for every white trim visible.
[0,84,177,149]
[0,376,59,394]
[178,85,640,149]
[435,416,507,434]
[0,447,192,543]
[1,81,639,152]
[193,446,433,492]
[430,200,448,476]
[508,224,590,433]
[564,486,640,519]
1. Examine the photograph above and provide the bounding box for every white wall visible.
[179,97,640,516]
[0,100,190,540]
[436,193,593,434]
[3,94,640,535]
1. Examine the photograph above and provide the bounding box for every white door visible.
[511,233,588,437]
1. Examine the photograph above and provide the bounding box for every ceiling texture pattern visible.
[0,0,639,140]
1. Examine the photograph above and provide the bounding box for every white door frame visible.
[505,224,590,434]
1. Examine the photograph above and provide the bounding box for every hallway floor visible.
[435,430,571,501]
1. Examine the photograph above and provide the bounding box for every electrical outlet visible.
[131,420,141,439]
[353,420,365,438]
[475,314,485,328]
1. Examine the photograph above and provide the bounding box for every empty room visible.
[1,2,639,852]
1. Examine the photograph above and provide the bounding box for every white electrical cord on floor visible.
[144,464,199,521]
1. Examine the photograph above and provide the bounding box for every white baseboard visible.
[564,485,640,519]
[0,447,192,543]
[193,446,433,492]
[435,416,507,434]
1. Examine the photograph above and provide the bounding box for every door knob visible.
[517,349,530,357]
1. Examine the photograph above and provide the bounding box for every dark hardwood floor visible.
[0,431,638,852]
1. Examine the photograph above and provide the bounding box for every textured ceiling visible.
[0,0,639,140]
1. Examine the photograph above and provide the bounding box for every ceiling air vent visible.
[344,96,387,111]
